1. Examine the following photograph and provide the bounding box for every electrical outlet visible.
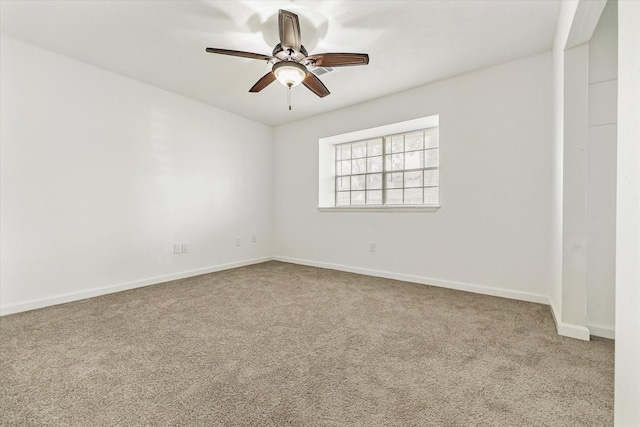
[174,244,181,254]
[252,235,257,243]
[181,243,188,253]
[369,242,376,252]
[236,237,241,247]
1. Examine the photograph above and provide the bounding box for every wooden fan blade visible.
[303,72,330,98]
[206,47,273,62]
[307,53,369,67]
[278,9,301,51]
[249,72,276,93]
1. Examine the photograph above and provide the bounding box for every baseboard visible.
[548,300,591,341]
[273,255,550,305]
[2,255,607,343]
[0,257,273,316]
[587,322,615,339]
[277,256,596,341]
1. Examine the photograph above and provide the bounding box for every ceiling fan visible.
[206,9,369,106]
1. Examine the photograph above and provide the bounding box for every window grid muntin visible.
[335,128,439,207]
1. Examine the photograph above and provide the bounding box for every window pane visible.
[352,141,366,159]
[404,188,423,204]
[337,191,350,206]
[424,128,439,149]
[352,191,365,205]
[405,132,423,151]
[351,158,366,174]
[386,189,403,204]
[424,148,439,168]
[384,155,392,172]
[367,156,382,173]
[336,146,342,161]
[424,187,439,205]
[386,172,403,189]
[391,136,404,153]
[367,173,382,190]
[367,190,382,205]
[351,175,365,190]
[405,171,422,188]
[336,176,350,191]
[405,151,423,169]
[424,169,439,187]
[391,153,404,171]
[338,160,351,175]
[367,139,383,156]
[341,145,352,160]
[384,138,391,154]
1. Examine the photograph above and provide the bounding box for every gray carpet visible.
[0,261,613,426]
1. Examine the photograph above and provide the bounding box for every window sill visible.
[318,206,439,213]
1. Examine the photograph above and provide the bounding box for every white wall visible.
[561,43,590,335]
[554,0,617,340]
[615,1,640,423]
[586,0,617,339]
[550,0,579,328]
[0,36,274,314]
[273,53,554,303]
[552,0,613,341]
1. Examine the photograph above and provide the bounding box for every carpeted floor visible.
[0,261,613,426]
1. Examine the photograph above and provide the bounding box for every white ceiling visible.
[0,0,561,127]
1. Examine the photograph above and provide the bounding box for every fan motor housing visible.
[272,43,308,62]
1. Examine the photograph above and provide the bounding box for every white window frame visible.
[318,115,440,212]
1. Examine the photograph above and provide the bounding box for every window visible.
[334,127,439,207]
[318,115,439,211]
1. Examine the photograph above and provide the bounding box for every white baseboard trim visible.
[548,300,591,341]
[0,257,273,316]
[277,256,597,341]
[273,255,550,305]
[587,322,615,339]
[2,255,607,343]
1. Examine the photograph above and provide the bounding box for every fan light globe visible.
[273,61,307,87]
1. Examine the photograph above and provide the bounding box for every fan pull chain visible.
[287,85,292,110]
